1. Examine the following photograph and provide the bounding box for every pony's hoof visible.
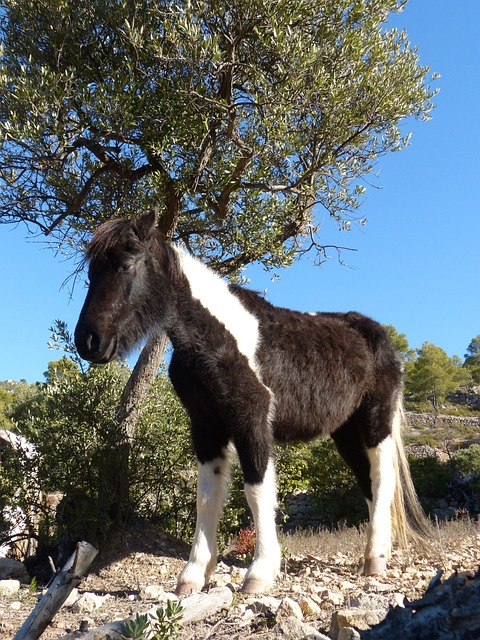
[362,556,387,575]
[241,578,272,594]
[176,582,202,596]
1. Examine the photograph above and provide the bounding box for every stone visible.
[276,596,304,621]
[0,579,21,596]
[273,616,330,639]
[329,608,386,638]
[63,587,79,607]
[298,595,321,617]
[350,592,404,612]
[72,592,111,613]
[248,595,282,614]
[337,627,361,640]
[0,557,30,583]
[10,600,22,611]
[141,584,166,600]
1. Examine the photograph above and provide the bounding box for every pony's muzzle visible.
[74,323,117,364]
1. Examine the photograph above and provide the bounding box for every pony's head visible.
[74,211,173,364]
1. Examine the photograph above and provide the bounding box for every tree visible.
[464,334,480,383]
[0,0,436,518]
[43,358,80,385]
[0,0,436,266]
[405,342,470,410]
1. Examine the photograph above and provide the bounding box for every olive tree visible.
[1,0,436,263]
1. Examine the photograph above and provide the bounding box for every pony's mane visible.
[86,218,134,262]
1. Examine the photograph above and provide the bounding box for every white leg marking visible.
[242,459,281,593]
[364,435,396,574]
[176,453,231,594]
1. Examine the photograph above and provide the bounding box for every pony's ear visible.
[133,209,158,241]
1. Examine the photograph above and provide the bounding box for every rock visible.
[350,592,404,612]
[72,592,111,613]
[276,596,304,621]
[141,584,166,600]
[273,615,330,639]
[329,608,386,638]
[248,595,282,614]
[0,579,21,596]
[63,588,79,607]
[10,600,22,610]
[337,628,361,640]
[298,595,321,617]
[0,557,30,583]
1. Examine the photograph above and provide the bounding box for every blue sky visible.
[1,0,479,383]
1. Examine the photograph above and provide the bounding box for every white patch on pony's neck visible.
[173,247,260,371]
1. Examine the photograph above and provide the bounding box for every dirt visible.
[2,520,480,639]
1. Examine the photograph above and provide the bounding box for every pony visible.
[74,211,428,595]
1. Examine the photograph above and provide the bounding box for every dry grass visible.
[279,516,480,572]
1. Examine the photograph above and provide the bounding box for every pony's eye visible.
[118,263,134,273]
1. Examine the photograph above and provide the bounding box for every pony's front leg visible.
[176,453,230,595]
[242,458,281,594]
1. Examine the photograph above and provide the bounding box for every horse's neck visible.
[170,246,260,370]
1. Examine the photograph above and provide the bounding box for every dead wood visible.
[58,586,233,639]
[14,541,98,640]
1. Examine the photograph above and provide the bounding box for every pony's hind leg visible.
[364,435,396,574]
[176,449,231,595]
[332,413,396,575]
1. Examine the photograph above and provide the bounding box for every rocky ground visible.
[1,518,480,640]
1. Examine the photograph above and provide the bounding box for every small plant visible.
[231,524,256,560]
[29,576,37,595]
[122,600,183,640]
[123,613,149,640]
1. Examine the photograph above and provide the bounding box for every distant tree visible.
[406,342,470,410]
[464,335,480,383]
[382,324,416,380]
[0,387,14,429]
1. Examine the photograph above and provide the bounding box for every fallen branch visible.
[59,586,234,639]
[14,541,98,640]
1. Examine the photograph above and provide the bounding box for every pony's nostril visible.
[86,331,100,355]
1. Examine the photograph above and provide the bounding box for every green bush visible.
[130,374,196,540]
[306,439,367,526]
[450,444,480,483]
[408,456,451,514]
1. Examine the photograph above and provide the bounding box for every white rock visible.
[0,558,30,583]
[276,597,304,621]
[10,600,22,610]
[63,588,79,607]
[142,584,166,600]
[72,592,110,613]
[0,579,21,596]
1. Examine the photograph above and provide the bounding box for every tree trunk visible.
[108,187,180,524]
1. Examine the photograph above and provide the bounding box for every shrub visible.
[306,439,368,526]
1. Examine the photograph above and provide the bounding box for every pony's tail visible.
[391,398,431,549]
